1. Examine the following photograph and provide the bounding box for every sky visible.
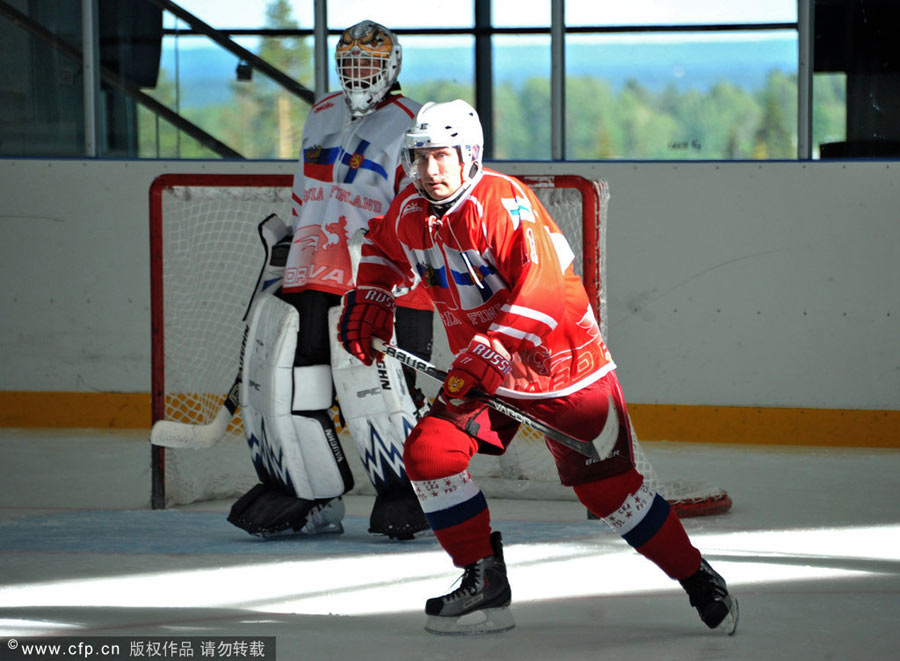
[171,0,798,32]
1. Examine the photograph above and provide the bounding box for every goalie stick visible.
[371,338,614,461]
[149,324,246,449]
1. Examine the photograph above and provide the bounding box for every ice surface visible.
[1,428,898,660]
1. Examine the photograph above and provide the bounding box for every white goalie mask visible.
[336,20,402,117]
[403,100,484,206]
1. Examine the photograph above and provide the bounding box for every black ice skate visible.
[368,483,429,540]
[424,531,515,635]
[228,484,345,538]
[680,558,739,635]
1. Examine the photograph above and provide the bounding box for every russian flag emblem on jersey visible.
[304,144,339,182]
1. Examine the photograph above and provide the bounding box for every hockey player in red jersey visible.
[338,99,739,635]
[228,20,434,541]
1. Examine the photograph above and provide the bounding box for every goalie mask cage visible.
[149,172,730,516]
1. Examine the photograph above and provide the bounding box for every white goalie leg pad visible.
[241,293,346,500]
[328,306,418,490]
[290,364,352,498]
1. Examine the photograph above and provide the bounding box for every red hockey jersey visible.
[358,168,616,398]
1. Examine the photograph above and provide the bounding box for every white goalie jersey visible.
[284,91,421,298]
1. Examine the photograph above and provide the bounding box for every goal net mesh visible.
[150,173,730,516]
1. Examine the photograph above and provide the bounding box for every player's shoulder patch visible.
[501,196,536,229]
[381,185,422,231]
[485,171,543,229]
[399,194,426,220]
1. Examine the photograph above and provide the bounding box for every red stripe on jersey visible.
[379,94,417,118]
[303,160,334,183]
[312,91,343,112]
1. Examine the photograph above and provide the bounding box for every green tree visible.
[493,80,533,159]
[566,76,618,159]
[812,73,846,155]
[705,81,761,159]
[512,77,553,158]
[404,80,472,107]
[753,71,796,158]
[227,0,313,158]
[618,79,681,158]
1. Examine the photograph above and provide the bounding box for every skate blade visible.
[368,525,431,541]
[425,607,516,635]
[716,597,739,636]
[304,521,344,535]
[257,522,344,539]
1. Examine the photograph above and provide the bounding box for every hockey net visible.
[149,172,731,516]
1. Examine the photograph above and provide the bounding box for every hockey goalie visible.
[226,19,434,540]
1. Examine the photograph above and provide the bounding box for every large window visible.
[562,29,801,160]
[562,1,803,159]
[0,0,871,161]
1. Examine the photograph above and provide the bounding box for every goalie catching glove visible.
[339,286,396,365]
[443,334,511,402]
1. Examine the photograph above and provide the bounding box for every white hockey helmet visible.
[403,99,484,204]
[335,20,402,117]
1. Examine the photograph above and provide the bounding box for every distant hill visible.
[163,38,797,108]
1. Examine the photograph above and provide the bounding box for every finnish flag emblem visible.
[501,197,535,229]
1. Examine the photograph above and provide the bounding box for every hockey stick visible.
[149,326,246,449]
[372,338,615,461]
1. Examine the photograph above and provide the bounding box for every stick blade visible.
[149,406,232,448]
